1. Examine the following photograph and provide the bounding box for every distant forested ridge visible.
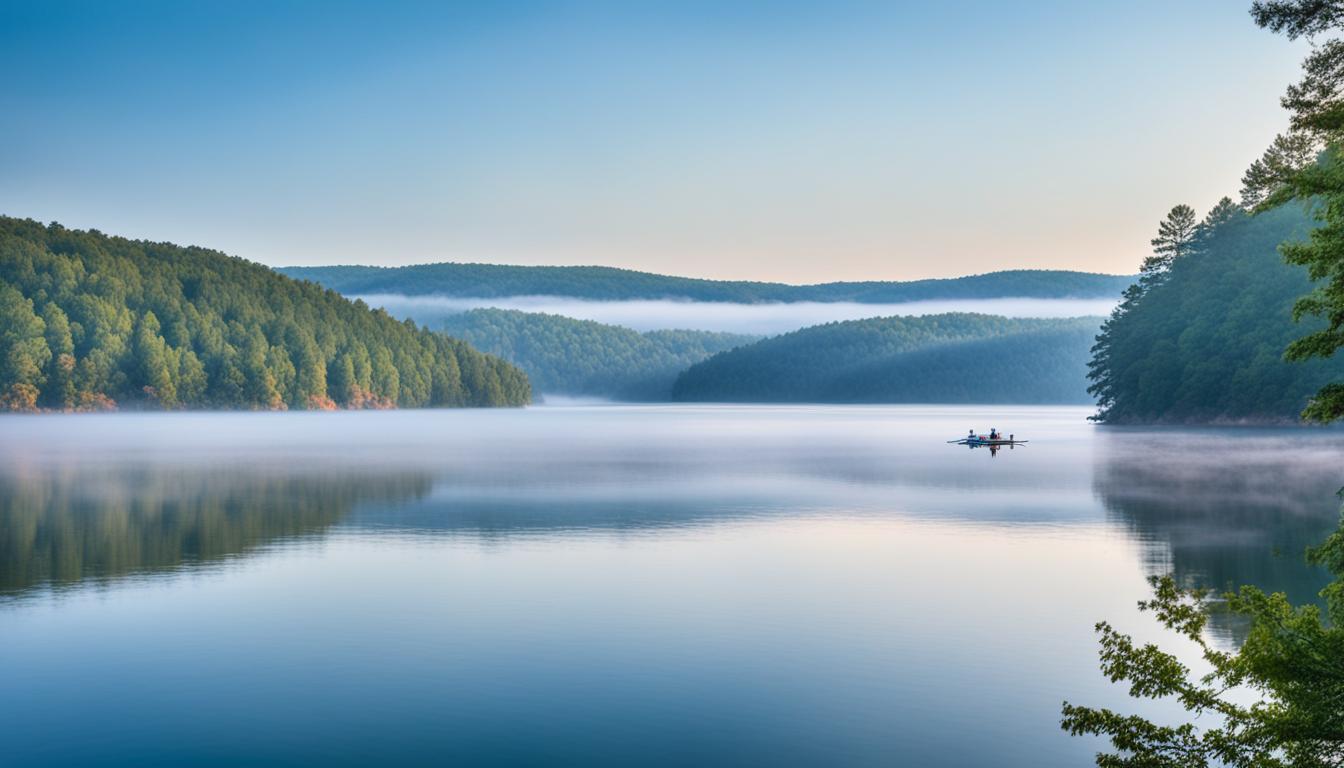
[439,308,757,400]
[671,314,1100,403]
[1087,201,1344,423]
[0,217,530,411]
[280,264,1132,303]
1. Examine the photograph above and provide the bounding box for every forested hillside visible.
[0,217,530,411]
[1088,201,1344,423]
[671,314,1100,403]
[439,308,757,400]
[281,263,1132,303]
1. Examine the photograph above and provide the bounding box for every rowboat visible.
[947,437,1027,446]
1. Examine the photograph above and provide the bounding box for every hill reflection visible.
[0,464,432,599]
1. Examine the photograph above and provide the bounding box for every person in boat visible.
[989,428,998,440]
[968,429,975,440]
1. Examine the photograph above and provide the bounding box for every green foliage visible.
[1238,1,1344,422]
[0,217,530,411]
[670,313,1100,403]
[1147,204,1199,275]
[439,308,757,400]
[281,263,1134,303]
[1062,521,1344,767]
[1087,201,1344,423]
[0,282,50,410]
[1064,11,1344,764]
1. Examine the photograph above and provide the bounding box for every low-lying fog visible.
[357,294,1119,334]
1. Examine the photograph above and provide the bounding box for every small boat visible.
[947,435,1027,446]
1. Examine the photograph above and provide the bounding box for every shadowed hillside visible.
[671,314,1100,403]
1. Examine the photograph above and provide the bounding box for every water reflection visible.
[1094,429,1342,640]
[4,412,1340,610]
[0,464,431,599]
[2,408,1342,767]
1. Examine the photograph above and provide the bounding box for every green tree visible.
[1243,0,1344,422]
[177,348,207,405]
[329,352,357,405]
[1065,6,1344,764]
[1062,541,1344,766]
[240,327,280,409]
[1145,204,1199,277]
[1242,132,1318,208]
[0,283,50,411]
[41,302,75,409]
[134,311,177,408]
[1088,204,1210,420]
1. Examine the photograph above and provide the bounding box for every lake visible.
[1,405,1339,766]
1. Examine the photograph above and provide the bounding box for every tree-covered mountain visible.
[670,314,1101,403]
[439,308,757,400]
[1087,201,1344,423]
[281,263,1132,303]
[0,217,530,411]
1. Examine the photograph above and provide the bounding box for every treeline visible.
[0,217,530,411]
[671,314,1100,403]
[1087,200,1344,423]
[281,263,1133,303]
[440,308,757,400]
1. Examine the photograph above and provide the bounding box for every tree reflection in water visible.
[0,463,433,599]
[1093,429,1342,642]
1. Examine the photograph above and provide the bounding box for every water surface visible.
[1,405,1338,766]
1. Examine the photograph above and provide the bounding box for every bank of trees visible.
[0,216,530,411]
[670,314,1100,403]
[439,308,756,400]
[1085,200,1340,423]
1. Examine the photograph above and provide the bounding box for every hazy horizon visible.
[362,293,1116,334]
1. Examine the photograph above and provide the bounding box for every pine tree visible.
[1249,0,1344,421]
[41,302,75,409]
[1144,204,1199,276]
[0,284,49,411]
[1087,204,1199,420]
[133,311,177,408]
[1241,131,1318,208]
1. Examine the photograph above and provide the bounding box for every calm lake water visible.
[1,405,1340,766]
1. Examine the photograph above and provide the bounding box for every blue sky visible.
[0,1,1306,281]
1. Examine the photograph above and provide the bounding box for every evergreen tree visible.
[1244,0,1344,422]
[0,283,49,411]
[40,302,75,409]
[1144,204,1199,277]
[134,311,177,407]
[1199,196,1245,234]
[1088,203,1207,420]
[1241,132,1319,208]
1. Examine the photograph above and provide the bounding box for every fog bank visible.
[358,294,1118,334]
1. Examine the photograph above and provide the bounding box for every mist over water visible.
[2,406,1339,766]
[358,294,1119,333]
